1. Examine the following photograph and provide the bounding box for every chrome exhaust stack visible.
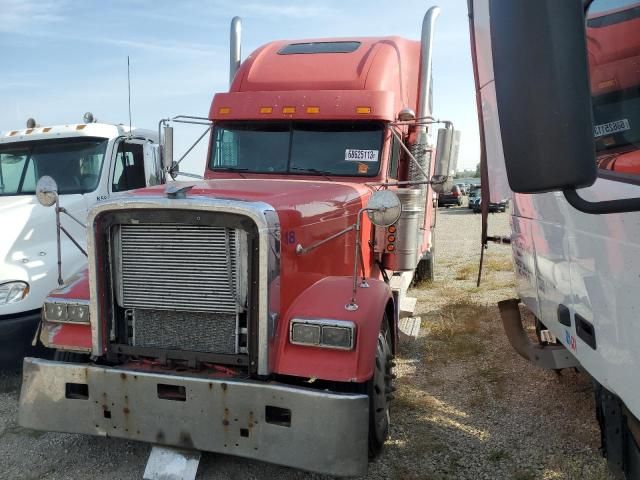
[416,6,440,132]
[229,16,242,87]
[407,6,440,184]
[399,6,440,272]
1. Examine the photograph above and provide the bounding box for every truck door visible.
[111,141,160,193]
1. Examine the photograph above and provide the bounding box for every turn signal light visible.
[356,106,371,114]
[306,106,320,114]
[388,225,396,234]
[218,107,231,114]
[387,244,395,252]
[260,107,273,114]
[387,235,396,243]
[282,106,296,114]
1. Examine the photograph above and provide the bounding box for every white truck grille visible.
[117,223,247,313]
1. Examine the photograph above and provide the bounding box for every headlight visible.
[0,281,29,305]
[290,319,355,350]
[44,301,90,324]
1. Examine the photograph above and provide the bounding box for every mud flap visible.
[498,299,579,370]
[143,446,201,480]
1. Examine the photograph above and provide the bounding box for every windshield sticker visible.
[594,119,630,137]
[345,149,379,162]
[357,162,369,174]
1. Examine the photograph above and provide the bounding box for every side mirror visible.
[487,0,596,193]
[162,126,174,170]
[36,176,58,207]
[144,143,163,186]
[432,127,459,193]
[366,190,402,227]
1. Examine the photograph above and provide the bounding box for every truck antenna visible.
[127,56,133,134]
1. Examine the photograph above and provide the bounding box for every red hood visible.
[133,178,373,229]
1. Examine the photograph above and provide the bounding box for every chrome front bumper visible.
[19,358,369,477]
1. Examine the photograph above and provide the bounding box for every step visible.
[398,316,422,341]
[143,446,201,480]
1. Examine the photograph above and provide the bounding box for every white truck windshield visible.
[210,121,384,177]
[0,137,108,196]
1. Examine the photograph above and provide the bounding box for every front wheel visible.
[367,317,394,458]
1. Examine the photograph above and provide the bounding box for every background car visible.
[472,193,508,213]
[455,183,468,195]
[468,188,481,209]
[439,185,463,207]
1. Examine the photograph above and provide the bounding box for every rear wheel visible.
[368,317,394,458]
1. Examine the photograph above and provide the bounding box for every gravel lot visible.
[0,203,613,480]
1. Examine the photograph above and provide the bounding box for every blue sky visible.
[0,0,479,174]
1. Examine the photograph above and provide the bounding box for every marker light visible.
[260,107,273,114]
[387,244,395,252]
[76,125,86,130]
[306,106,320,114]
[388,225,396,234]
[0,281,29,305]
[282,106,296,114]
[290,319,356,350]
[387,235,396,243]
[218,107,231,114]
[356,106,371,114]
[43,127,52,132]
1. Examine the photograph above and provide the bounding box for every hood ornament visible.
[165,184,196,199]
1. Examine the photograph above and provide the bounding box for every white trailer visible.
[470,0,640,478]
[0,117,161,363]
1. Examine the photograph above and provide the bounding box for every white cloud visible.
[0,0,66,33]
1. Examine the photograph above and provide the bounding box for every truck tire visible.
[596,385,640,479]
[53,350,89,363]
[368,317,394,458]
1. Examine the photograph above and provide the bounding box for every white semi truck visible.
[470,0,640,478]
[0,116,161,363]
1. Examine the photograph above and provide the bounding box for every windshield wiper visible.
[290,167,334,181]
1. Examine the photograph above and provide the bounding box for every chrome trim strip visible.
[86,195,278,375]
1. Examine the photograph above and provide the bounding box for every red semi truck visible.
[18,7,457,477]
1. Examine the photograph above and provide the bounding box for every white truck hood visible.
[0,194,89,315]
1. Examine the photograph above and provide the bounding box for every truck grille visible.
[130,309,237,353]
[115,223,249,355]
[118,224,244,313]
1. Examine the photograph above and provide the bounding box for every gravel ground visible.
[0,203,613,480]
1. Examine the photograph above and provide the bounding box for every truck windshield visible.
[592,88,640,153]
[0,137,108,196]
[209,121,384,177]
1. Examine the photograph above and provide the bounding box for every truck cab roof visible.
[0,123,157,144]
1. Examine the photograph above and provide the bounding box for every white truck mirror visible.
[162,126,174,170]
[35,176,58,207]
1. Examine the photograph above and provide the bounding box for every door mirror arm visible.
[564,188,640,215]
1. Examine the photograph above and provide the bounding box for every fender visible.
[40,267,92,353]
[272,276,394,383]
